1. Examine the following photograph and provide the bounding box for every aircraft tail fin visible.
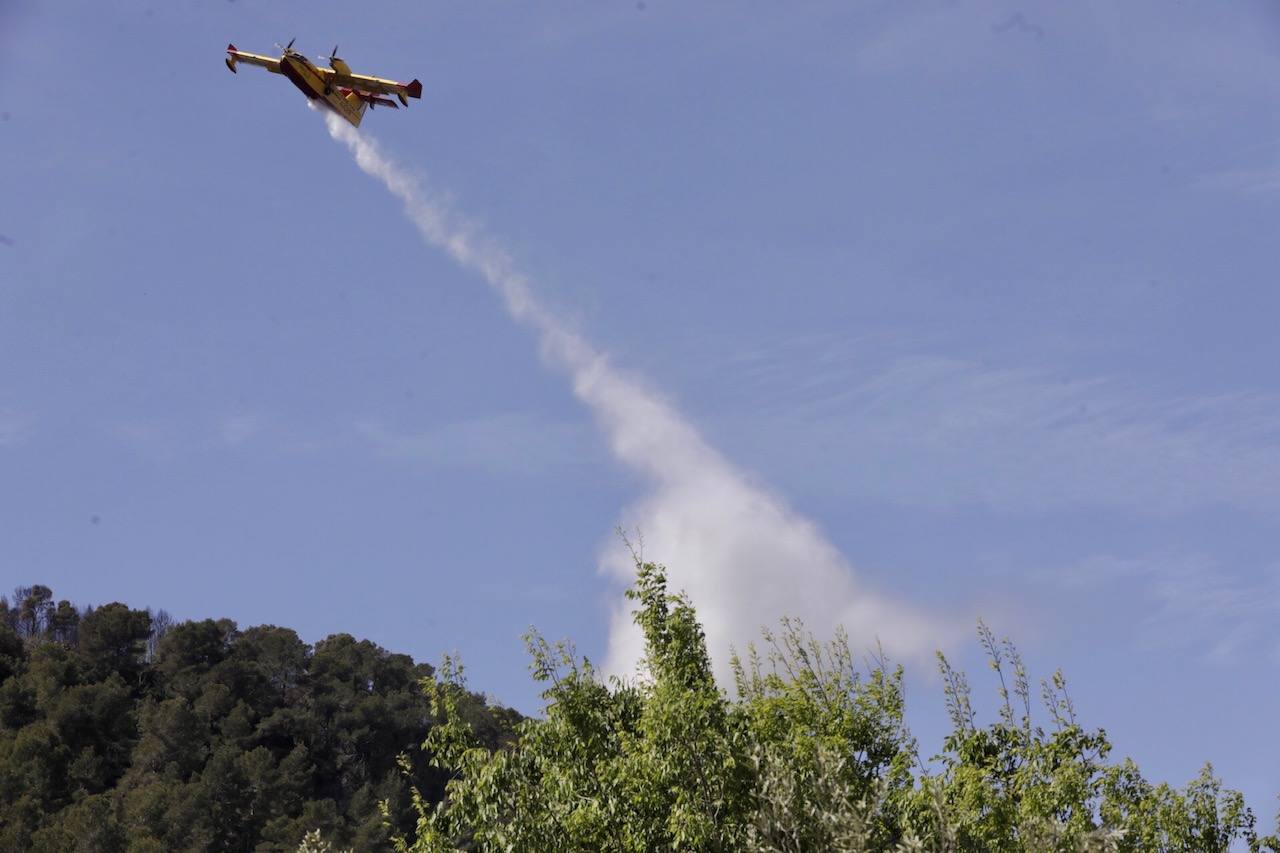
[396,79,422,106]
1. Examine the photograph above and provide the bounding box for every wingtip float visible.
[225,41,421,127]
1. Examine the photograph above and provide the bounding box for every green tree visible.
[47,600,80,646]
[14,586,54,640]
[394,558,1272,853]
[0,583,519,850]
[899,622,1265,852]
[78,603,152,682]
[27,792,126,853]
[0,623,24,683]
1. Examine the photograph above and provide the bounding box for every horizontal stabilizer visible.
[339,88,401,109]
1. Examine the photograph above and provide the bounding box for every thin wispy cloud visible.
[111,413,281,457]
[855,6,989,76]
[1195,167,1280,195]
[719,342,1280,517]
[991,13,1046,40]
[323,112,952,681]
[101,407,583,477]
[110,420,181,460]
[219,413,268,447]
[1047,553,1280,662]
[354,411,596,477]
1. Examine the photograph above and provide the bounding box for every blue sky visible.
[2,0,1278,817]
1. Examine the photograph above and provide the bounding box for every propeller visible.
[322,45,346,70]
[275,37,296,54]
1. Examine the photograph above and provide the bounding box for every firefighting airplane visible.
[225,40,421,127]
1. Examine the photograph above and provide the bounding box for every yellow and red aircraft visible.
[225,40,421,127]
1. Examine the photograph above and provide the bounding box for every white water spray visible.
[324,113,948,679]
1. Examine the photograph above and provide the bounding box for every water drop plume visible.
[324,112,948,680]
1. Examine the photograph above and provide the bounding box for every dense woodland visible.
[1,570,1276,852]
[0,586,519,851]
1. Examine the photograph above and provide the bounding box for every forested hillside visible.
[0,586,520,851]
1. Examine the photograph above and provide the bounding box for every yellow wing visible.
[225,45,281,74]
[320,68,422,106]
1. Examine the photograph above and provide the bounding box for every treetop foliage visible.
[392,559,1277,853]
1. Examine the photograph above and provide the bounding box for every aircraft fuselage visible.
[278,52,366,127]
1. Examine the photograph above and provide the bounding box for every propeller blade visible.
[331,45,339,59]
[286,37,295,50]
